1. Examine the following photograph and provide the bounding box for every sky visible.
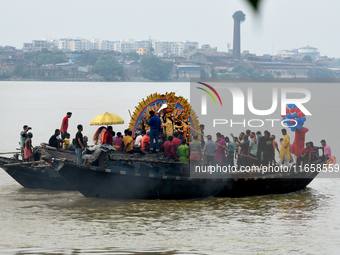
[1,0,340,58]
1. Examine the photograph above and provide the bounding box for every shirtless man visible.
[23,133,34,162]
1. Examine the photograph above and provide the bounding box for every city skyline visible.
[20,37,323,60]
[1,0,340,57]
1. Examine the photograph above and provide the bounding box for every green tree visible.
[12,65,30,78]
[211,68,217,78]
[92,55,124,81]
[73,52,99,66]
[231,64,256,78]
[122,52,140,61]
[250,71,261,78]
[24,49,67,65]
[200,68,209,78]
[231,64,245,73]
[302,55,313,63]
[307,68,335,78]
[140,56,173,81]
[263,72,274,78]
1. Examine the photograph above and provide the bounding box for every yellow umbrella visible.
[90,112,124,125]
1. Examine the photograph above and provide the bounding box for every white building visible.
[90,38,115,51]
[152,41,171,56]
[298,45,320,59]
[23,39,58,52]
[152,40,198,56]
[23,38,198,56]
[278,46,320,60]
[114,39,150,52]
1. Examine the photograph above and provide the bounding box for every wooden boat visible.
[0,146,76,190]
[49,149,335,199]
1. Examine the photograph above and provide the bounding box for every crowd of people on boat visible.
[19,111,334,169]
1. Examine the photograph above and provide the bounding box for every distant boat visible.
[49,151,334,199]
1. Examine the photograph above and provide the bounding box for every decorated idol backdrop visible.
[129,92,201,142]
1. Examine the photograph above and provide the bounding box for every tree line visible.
[12,49,173,81]
[11,49,337,80]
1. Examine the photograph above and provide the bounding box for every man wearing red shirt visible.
[172,132,182,153]
[141,131,150,151]
[297,142,313,165]
[61,112,72,139]
[160,136,177,159]
[103,126,114,145]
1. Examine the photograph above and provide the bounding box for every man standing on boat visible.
[237,135,250,167]
[61,112,72,140]
[279,129,291,167]
[23,132,34,162]
[225,136,235,167]
[256,131,264,163]
[148,110,161,152]
[74,124,85,164]
[248,133,258,166]
[200,124,205,149]
[20,125,31,156]
[261,131,275,166]
[320,140,335,164]
[204,135,217,166]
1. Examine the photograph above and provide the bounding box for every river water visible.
[0,81,339,254]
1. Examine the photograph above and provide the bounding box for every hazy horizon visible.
[1,0,340,58]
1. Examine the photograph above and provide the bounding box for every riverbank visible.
[5,76,193,82]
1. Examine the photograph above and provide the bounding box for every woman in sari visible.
[215,132,226,166]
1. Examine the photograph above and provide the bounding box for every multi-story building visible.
[57,38,115,51]
[151,40,198,57]
[23,38,198,56]
[114,39,150,52]
[278,46,320,60]
[152,41,171,56]
[90,38,115,51]
[23,39,58,52]
[68,39,82,51]
[137,48,153,55]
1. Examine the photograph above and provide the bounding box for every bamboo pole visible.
[3,160,46,166]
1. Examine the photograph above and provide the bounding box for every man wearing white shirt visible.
[135,130,144,147]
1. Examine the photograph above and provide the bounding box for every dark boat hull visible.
[0,157,75,190]
[216,173,318,197]
[57,162,226,199]
[55,161,320,199]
